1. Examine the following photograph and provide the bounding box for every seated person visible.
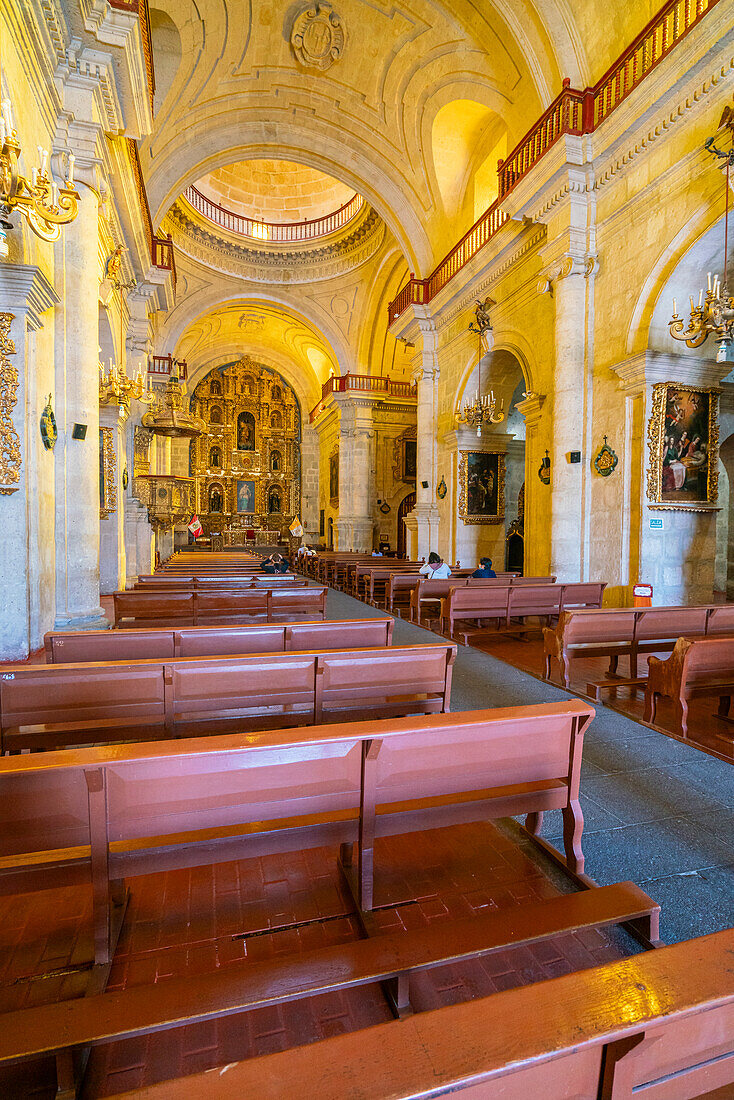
[371,549,383,557]
[262,552,289,574]
[472,556,497,578]
[419,552,452,579]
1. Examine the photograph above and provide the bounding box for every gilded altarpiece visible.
[189,357,301,535]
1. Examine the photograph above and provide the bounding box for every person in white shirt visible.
[419,552,452,579]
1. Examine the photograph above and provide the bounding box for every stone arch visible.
[148,7,182,113]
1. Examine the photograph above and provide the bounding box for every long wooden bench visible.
[544,604,734,692]
[112,586,328,627]
[0,699,592,959]
[0,881,660,1098]
[408,575,557,624]
[358,565,474,605]
[44,618,394,663]
[135,929,733,1100]
[136,575,304,588]
[0,643,455,751]
[348,560,426,595]
[644,635,734,736]
[441,582,606,642]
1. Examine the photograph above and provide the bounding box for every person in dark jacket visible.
[262,552,289,574]
[472,557,496,578]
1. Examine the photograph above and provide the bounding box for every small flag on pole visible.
[188,514,203,538]
[289,515,304,538]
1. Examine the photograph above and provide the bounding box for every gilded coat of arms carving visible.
[290,4,346,71]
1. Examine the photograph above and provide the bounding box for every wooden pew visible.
[0,699,592,962]
[112,587,328,627]
[124,930,733,1100]
[441,583,606,643]
[644,635,734,736]
[44,618,395,663]
[544,603,734,692]
[135,576,305,589]
[0,643,456,751]
[0,881,661,1098]
[410,576,557,626]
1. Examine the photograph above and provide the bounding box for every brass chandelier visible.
[99,355,156,408]
[669,105,734,362]
[457,298,505,436]
[0,99,79,257]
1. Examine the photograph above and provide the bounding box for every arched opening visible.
[397,491,415,560]
[210,405,223,425]
[148,7,182,112]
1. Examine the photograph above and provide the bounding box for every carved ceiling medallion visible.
[291,4,346,71]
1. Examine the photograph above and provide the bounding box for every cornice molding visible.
[0,264,60,330]
[610,350,727,395]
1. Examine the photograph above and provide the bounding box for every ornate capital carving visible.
[537,253,598,295]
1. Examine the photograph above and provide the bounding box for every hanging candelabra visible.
[457,298,505,436]
[669,104,734,362]
[99,355,156,407]
[0,98,79,258]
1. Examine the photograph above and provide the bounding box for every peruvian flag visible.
[188,514,203,538]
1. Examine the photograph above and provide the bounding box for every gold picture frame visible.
[646,382,720,509]
[459,450,505,524]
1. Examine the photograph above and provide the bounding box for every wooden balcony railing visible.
[127,138,177,293]
[309,374,416,422]
[389,0,720,322]
[108,0,155,115]
[149,355,188,382]
[184,187,365,243]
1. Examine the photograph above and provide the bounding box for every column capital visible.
[537,252,598,295]
[0,264,59,330]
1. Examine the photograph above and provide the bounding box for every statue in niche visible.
[209,446,222,469]
[268,488,282,514]
[209,486,223,513]
[271,450,282,472]
[272,385,281,401]
[236,411,256,451]
[210,378,222,396]
[271,410,282,430]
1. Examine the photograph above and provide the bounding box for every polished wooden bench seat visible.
[442,582,606,643]
[0,643,455,751]
[135,575,304,589]
[146,929,733,1100]
[644,635,734,736]
[44,618,394,663]
[0,698,591,963]
[544,603,734,691]
[385,573,518,614]
[113,586,328,627]
[409,576,557,626]
[0,881,659,1098]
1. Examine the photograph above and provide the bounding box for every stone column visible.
[538,254,595,581]
[0,266,59,658]
[403,310,440,559]
[99,403,127,594]
[53,180,109,630]
[335,398,374,551]
[515,393,547,577]
[300,424,320,541]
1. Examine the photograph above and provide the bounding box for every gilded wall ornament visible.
[290,4,346,71]
[538,450,551,485]
[99,426,117,519]
[436,475,447,500]
[593,436,618,477]
[0,313,21,495]
[458,451,505,525]
[646,382,720,509]
[40,393,57,451]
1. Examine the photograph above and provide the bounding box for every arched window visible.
[210,405,222,425]
[268,488,282,514]
[209,446,222,469]
[270,449,282,472]
[270,410,282,430]
[210,378,222,396]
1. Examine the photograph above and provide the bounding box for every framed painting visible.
[459,450,505,524]
[646,383,720,509]
[329,450,339,504]
[236,479,256,513]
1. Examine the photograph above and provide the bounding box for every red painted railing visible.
[150,355,188,381]
[108,0,155,114]
[389,0,720,322]
[184,187,365,243]
[309,374,416,422]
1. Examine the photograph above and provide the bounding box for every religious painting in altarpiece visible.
[189,356,301,534]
